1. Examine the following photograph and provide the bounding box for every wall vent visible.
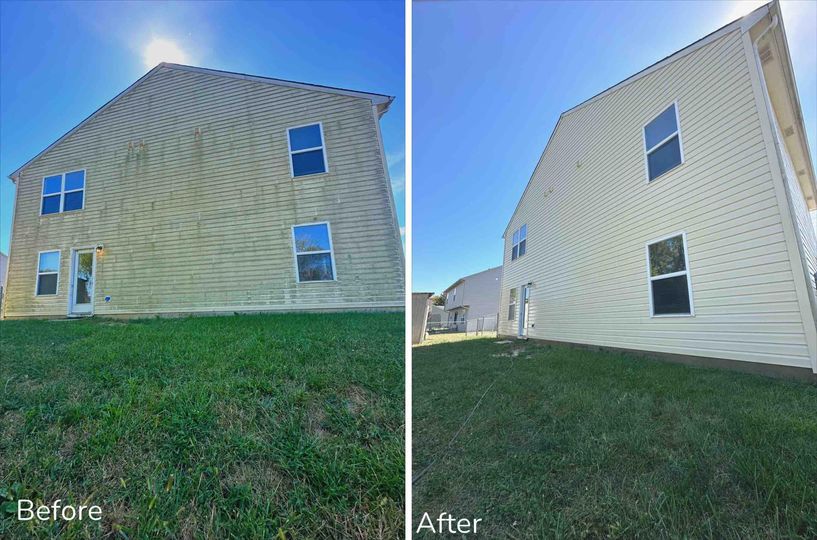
[783,126,795,137]
[758,44,773,64]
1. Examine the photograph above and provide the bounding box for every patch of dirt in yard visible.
[216,401,256,433]
[178,504,200,540]
[492,348,526,358]
[223,462,288,498]
[345,385,371,415]
[58,428,79,459]
[102,501,135,537]
[307,404,330,439]
[1,410,23,438]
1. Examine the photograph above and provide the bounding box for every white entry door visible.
[518,285,530,337]
[70,250,95,315]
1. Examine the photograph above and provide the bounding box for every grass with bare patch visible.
[0,312,403,539]
[413,338,817,538]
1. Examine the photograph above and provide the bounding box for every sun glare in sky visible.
[143,38,188,68]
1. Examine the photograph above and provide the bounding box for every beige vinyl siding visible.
[4,66,403,317]
[499,29,812,369]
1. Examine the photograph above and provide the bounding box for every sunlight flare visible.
[143,38,188,68]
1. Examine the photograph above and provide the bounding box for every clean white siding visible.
[499,30,812,369]
[5,66,403,317]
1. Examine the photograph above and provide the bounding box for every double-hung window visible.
[644,103,684,181]
[287,123,327,177]
[511,224,527,260]
[36,251,60,295]
[646,233,694,316]
[508,288,517,320]
[41,170,85,215]
[292,222,336,282]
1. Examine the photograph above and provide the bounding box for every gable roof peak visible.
[9,63,393,181]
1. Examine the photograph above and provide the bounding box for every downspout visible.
[752,15,817,373]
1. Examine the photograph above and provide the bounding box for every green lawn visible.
[413,338,817,538]
[0,313,404,539]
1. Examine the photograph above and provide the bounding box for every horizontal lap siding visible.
[499,30,812,368]
[4,67,404,316]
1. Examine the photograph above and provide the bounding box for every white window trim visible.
[643,101,685,183]
[511,224,527,261]
[35,250,61,296]
[287,122,328,178]
[645,231,695,318]
[291,221,337,283]
[40,169,86,216]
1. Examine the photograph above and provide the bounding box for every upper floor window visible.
[644,103,683,181]
[511,224,527,260]
[42,170,85,215]
[646,232,693,316]
[36,250,60,295]
[450,287,457,304]
[292,222,335,282]
[288,123,327,177]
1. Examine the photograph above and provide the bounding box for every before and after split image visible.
[0,0,815,538]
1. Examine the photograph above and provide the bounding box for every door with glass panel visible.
[70,249,95,315]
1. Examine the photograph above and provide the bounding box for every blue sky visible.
[0,0,405,256]
[413,0,817,294]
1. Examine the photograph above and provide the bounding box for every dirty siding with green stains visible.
[3,66,404,317]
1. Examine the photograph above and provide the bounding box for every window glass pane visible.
[512,230,519,244]
[511,245,518,260]
[644,104,678,149]
[39,251,60,273]
[652,275,691,315]
[647,136,682,180]
[518,238,526,257]
[649,235,686,276]
[37,273,58,295]
[43,175,62,195]
[63,191,83,211]
[297,253,334,281]
[43,176,62,195]
[64,170,85,191]
[289,124,323,151]
[520,224,527,240]
[294,224,331,252]
[292,149,326,176]
[75,253,93,304]
[42,195,61,215]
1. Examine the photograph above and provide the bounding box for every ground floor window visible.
[36,250,60,295]
[508,288,517,320]
[292,222,336,282]
[646,232,693,316]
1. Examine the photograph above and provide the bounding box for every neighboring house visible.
[499,1,817,379]
[427,303,445,324]
[2,63,403,318]
[443,266,501,326]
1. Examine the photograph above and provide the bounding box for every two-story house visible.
[2,63,404,318]
[499,1,817,379]
[443,266,501,330]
